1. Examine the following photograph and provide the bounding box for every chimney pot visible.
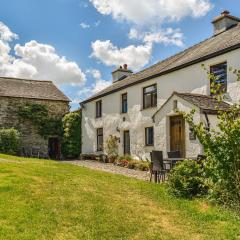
[123,64,128,70]
[221,10,230,16]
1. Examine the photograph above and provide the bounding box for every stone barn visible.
[0,77,70,159]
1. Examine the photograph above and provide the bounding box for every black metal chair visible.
[150,151,167,183]
[167,151,181,158]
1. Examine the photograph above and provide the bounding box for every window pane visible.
[96,100,102,118]
[210,62,227,94]
[122,93,128,113]
[143,85,157,109]
[97,128,103,151]
[144,93,152,108]
[144,85,156,93]
[146,127,154,146]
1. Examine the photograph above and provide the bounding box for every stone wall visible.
[0,96,69,156]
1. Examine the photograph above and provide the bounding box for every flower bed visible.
[115,155,150,172]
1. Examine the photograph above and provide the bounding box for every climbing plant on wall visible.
[18,103,63,138]
[61,111,81,159]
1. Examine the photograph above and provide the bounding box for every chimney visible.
[212,10,240,35]
[112,64,133,83]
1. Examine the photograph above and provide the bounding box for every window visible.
[143,84,157,109]
[145,127,154,146]
[121,93,128,113]
[210,62,227,95]
[97,128,103,151]
[96,100,102,118]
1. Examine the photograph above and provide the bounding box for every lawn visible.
[0,154,239,240]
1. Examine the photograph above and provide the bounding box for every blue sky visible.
[0,0,239,109]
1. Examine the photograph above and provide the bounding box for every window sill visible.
[145,144,154,147]
[141,106,157,111]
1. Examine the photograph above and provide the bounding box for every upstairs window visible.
[96,100,102,118]
[143,84,157,109]
[96,128,103,151]
[210,62,227,95]
[121,93,128,113]
[145,127,154,146]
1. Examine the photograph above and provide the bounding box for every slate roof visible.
[174,92,230,112]
[82,23,240,104]
[0,77,70,102]
[152,92,230,120]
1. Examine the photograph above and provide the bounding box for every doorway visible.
[170,115,185,158]
[123,130,130,155]
[48,137,61,160]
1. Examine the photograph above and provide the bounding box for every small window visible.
[121,93,128,113]
[97,128,103,151]
[96,100,102,118]
[210,62,227,95]
[143,84,157,109]
[145,127,154,146]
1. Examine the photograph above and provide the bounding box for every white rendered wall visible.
[82,49,240,158]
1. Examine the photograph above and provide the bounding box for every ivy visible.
[61,111,81,159]
[18,103,63,138]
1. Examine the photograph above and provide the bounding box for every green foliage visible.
[62,112,81,159]
[18,103,63,138]
[105,135,119,162]
[167,160,208,198]
[182,66,240,208]
[0,128,20,155]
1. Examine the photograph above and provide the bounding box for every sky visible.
[0,0,240,110]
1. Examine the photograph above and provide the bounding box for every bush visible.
[167,160,208,198]
[62,112,81,159]
[105,135,119,163]
[0,128,21,155]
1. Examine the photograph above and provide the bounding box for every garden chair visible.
[150,151,167,183]
[167,151,181,158]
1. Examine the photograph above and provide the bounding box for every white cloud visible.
[77,68,111,100]
[86,68,111,94]
[0,22,18,41]
[129,27,184,47]
[91,40,152,70]
[80,22,90,29]
[90,0,212,25]
[89,0,212,70]
[0,21,86,86]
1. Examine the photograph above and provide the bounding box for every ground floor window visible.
[145,127,154,146]
[97,128,103,151]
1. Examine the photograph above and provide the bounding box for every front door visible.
[123,131,130,155]
[170,115,185,158]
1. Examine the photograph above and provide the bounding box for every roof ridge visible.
[0,76,53,83]
[174,92,215,98]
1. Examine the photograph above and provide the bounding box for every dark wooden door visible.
[170,116,185,158]
[123,131,130,155]
[48,137,61,160]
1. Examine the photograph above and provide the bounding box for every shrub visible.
[105,135,119,163]
[0,128,21,155]
[62,112,81,159]
[167,160,208,198]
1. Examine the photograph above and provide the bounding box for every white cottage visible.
[81,11,240,159]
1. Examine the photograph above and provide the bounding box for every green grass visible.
[0,154,239,240]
